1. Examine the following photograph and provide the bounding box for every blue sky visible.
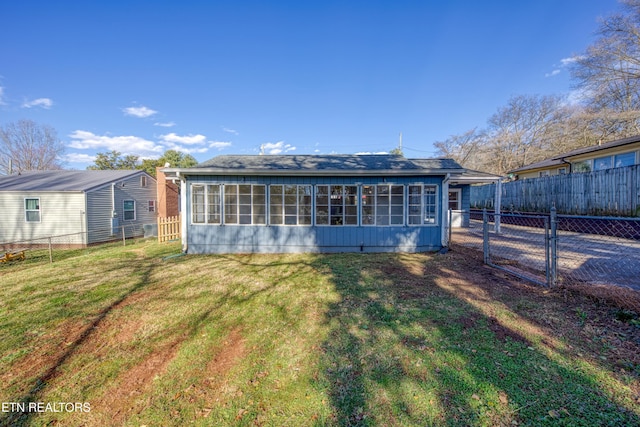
[0,0,623,169]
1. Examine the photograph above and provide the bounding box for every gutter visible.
[162,168,464,177]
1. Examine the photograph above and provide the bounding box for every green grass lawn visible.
[0,240,638,426]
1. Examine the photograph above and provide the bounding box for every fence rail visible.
[471,164,640,216]
[0,224,151,265]
[451,209,640,291]
[158,215,181,243]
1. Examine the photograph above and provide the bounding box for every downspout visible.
[111,183,119,236]
[441,173,450,248]
[178,172,188,253]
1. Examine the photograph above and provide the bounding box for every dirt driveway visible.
[452,220,640,291]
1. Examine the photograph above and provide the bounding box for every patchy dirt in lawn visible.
[91,335,185,424]
[0,319,89,391]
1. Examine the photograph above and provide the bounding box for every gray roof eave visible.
[163,167,462,177]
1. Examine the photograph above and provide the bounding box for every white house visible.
[0,170,157,247]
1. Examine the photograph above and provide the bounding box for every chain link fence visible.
[0,224,153,266]
[450,210,640,291]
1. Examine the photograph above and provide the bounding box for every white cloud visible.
[262,141,296,155]
[123,105,157,118]
[560,56,584,66]
[63,153,96,164]
[22,98,53,109]
[222,127,239,135]
[160,133,207,145]
[355,151,389,155]
[209,141,232,150]
[545,55,586,78]
[154,121,176,127]
[68,130,163,156]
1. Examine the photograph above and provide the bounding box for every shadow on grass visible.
[312,252,640,426]
[0,254,158,427]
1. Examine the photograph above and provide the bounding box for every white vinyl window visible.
[408,185,438,225]
[123,200,136,220]
[25,198,41,222]
[269,185,312,225]
[315,185,358,225]
[224,184,266,225]
[192,184,222,224]
[362,185,404,226]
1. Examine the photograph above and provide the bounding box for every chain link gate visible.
[481,210,556,287]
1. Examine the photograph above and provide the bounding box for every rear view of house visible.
[0,170,157,247]
[163,154,495,254]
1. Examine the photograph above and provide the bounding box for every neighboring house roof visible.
[167,154,465,176]
[510,134,640,174]
[0,170,150,192]
[449,168,502,183]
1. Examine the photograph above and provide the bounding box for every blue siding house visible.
[164,154,474,254]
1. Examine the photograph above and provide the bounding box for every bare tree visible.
[571,0,640,137]
[0,120,65,174]
[484,94,570,175]
[434,128,488,170]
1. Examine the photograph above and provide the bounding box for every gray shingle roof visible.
[0,170,148,192]
[176,154,463,176]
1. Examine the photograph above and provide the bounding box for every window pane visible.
[27,211,40,222]
[594,156,612,171]
[25,198,39,210]
[615,152,636,168]
[207,185,221,224]
[192,186,205,223]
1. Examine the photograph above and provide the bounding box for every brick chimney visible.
[156,166,180,217]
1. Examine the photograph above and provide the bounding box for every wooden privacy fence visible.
[158,215,181,243]
[471,164,640,216]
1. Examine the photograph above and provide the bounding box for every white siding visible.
[86,172,157,243]
[0,192,86,245]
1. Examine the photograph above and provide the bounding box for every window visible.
[192,184,221,224]
[408,185,438,225]
[25,198,41,222]
[572,160,591,173]
[539,170,550,177]
[615,152,636,168]
[148,200,156,212]
[594,156,613,171]
[558,167,567,175]
[270,185,312,225]
[141,175,148,187]
[448,189,461,210]
[224,184,266,225]
[123,200,136,220]
[362,185,404,226]
[316,185,357,225]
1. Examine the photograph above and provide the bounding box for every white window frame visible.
[448,188,461,211]
[191,184,222,225]
[408,184,438,226]
[269,184,312,226]
[25,197,41,223]
[361,184,405,226]
[123,200,136,221]
[315,184,358,226]
[223,184,266,225]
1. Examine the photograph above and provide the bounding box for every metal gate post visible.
[482,209,490,264]
[550,207,558,287]
[544,217,550,287]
